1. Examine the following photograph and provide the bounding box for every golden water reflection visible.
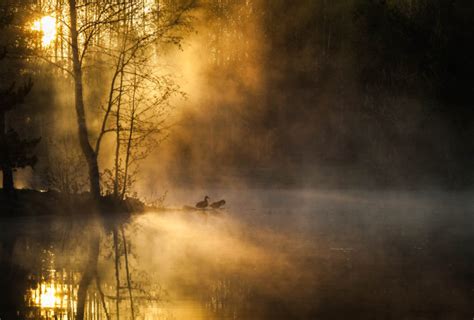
[25,269,80,320]
[24,262,108,320]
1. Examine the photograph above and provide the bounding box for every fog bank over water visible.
[1,188,472,319]
[124,189,474,319]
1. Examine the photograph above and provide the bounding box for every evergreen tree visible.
[0,4,40,193]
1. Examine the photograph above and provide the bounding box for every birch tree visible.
[33,1,195,319]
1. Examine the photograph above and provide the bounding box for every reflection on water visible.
[1,190,472,319]
[20,247,154,320]
[23,249,99,320]
[26,270,78,319]
[26,271,105,320]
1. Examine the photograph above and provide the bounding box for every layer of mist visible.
[4,189,472,319]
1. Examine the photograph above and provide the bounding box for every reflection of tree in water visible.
[13,240,82,319]
[2,217,169,320]
[25,266,81,319]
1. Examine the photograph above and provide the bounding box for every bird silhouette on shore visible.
[196,196,209,209]
[210,200,226,209]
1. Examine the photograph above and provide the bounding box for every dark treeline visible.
[166,0,474,189]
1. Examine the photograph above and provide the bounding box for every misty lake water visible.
[1,189,473,319]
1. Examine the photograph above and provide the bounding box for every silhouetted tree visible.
[34,1,195,318]
[0,6,39,193]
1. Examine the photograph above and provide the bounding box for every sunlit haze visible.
[32,15,56,47]
[1,1,473,320]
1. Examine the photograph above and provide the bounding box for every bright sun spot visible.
[31,283,62,309]
[32,15,57,47]
[40,286,57,308]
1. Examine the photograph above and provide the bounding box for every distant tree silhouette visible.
[0,8,39,193]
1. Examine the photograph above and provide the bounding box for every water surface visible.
[1,189,473,319]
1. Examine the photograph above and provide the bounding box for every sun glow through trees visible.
[32,15,57,47]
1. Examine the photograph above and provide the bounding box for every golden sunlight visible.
[31,283,61,309]
[144,0,154,13]
[32,15,57,47]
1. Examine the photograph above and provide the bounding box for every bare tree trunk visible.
[121,70,137,198]
[113,69,125,197]
[68,0,101,199]
[68,2,102,320]
[0,112,14,192]
[1,167,13,191]
[113,4,130,198]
